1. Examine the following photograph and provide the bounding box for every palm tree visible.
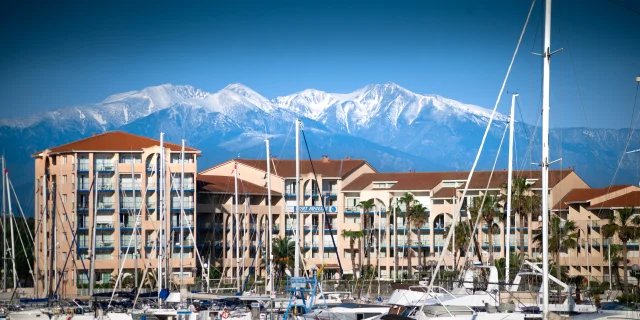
[603,244,624,289]
[533,215,578,280]
[341,230,364,278]
[398,193,415,276]
[358,199,375,269]
[445,221,471,270]
[501,176,541,265]
[273,236,295,280]
[410,203,429,270]
[470,195,502,264]
[602,207,640,291]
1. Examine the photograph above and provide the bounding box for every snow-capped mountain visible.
[1,82,639,210]
[272,82,507,134]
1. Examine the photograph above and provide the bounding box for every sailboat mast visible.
[234,161,240,292]
[34,176,39,298]
[506,93,517,283]
[2,156,6,292]
[265,139,274,296]
[5,170,17,290]
[158,133,165,307]
[42,174,48,297]
[89,169,98,298]
[294,119,301,277]
[180,140,185,291]
[131,156,138,291]
[541,0,552,316]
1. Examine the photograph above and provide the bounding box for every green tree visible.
[602,207,640,292]
[445,221,471,270]
[534,215,578,280]
[409,202,429,269]
[341,230,364,278]
[357,199,375,270]
[470,195,502,265]
[272,237,295,280]
[398,193,415,277]
[604,243,623,289]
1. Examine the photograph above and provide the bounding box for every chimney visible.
[321,155,330,162]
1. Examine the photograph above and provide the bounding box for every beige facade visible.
[33,132,200,297]
[553,185,640,283]
[197,158,589,281]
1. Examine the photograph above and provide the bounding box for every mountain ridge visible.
[1,82,639,213]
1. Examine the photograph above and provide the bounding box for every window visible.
[101,272,111,283]
[372,181,396,189]
[285,180,297,195]
[62,175,67,184]
[63,156,68,164]
[344,216,361,224]
[442,181,464,188]
[63,194,67,203]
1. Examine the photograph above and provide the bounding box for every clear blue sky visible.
[0,0,638,128]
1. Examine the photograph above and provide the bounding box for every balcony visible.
[120,240,142,249]
[410,240,430,248]
[304,225,319,232]
[96,240,115,249]
[482,241,501,249]
[119,182,142,191]
[146,182,157,191]
[77,203,90,212]
[96,222,115,231]
[171,202,194,211]
[323,240,338,247]
[77,241,89,249]
[171,219,195,230]
[77,220,89,230]
[77,183,90,192]
[173,239,195,248]
[78,163,90,172]
[97,202,115,211]
[95,163,115,172]
[172,182,194,191]
[97,184,114,192]
[146,202,156,211]
[119,220,141,229]
[120,202,142,211]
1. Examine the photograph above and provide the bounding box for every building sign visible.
[285,206,338,213]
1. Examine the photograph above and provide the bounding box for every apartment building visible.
[33,131,200,297]
[196,156,377,282]
[197,155,587,281]
[552,184,640,283]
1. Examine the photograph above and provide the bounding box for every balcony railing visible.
[97,202,114,210]
[96,240,114,248]
[344,207,360,213]
[77,221,89,229]
[172,182,194,190]
[77,183,90,190]
[120,220,140,228]
[77,204,90,211]
[171,202,194,209]
[96,222,114,229]
[174,239,194,246]
[171,219,194,227]
[120,241,142,248]
[97,184,114,191]
[95,163,115,171]
[78,163,90,171]
[119,182,142,190]
[120,202,143,210]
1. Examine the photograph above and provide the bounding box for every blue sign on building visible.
[286,206,338,213]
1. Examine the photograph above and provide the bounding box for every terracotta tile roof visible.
[198,175,281,195]
[432,188,459,199]
[234,158,374,178]
[342,169,575,191]
[588,191,640,209]
[35,131,199,155]
[552,185,632,211]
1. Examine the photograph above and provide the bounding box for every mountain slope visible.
[1,82,638,213]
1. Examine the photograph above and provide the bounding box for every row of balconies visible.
[76,181,194,192]
[77,238,196,250]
